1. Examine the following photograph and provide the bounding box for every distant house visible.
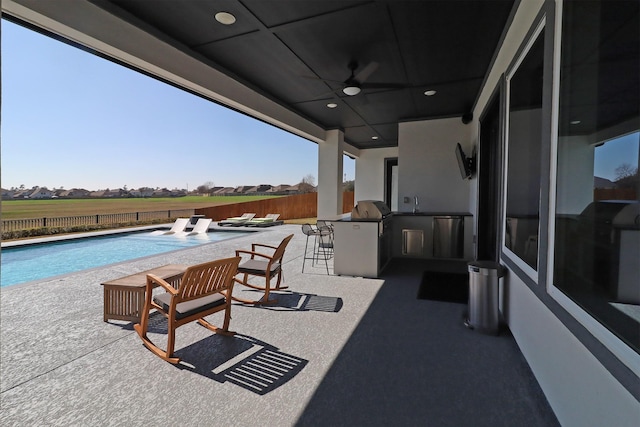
[28,187,54,199]
[11,189,32,199]
[136,187,156,198]
[246,184,273,194]
[213,187,235,195]
[290,182,316,193]
[102,189,129,198]
[594,176,615,188]
[58,188,90,198]
[152,188,172,197]
[1,188,14,200]
[267,184,292,194]
[232,186,253,194]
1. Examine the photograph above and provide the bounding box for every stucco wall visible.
[354,147,398,203]
[504,274,640,426]
[397,118,473,213]
[556,135,595,214]
[476,0,640,425]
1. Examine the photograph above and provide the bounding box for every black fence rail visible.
[1,209,195,232]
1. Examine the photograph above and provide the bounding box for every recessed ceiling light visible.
[215,11,236,25]
[372,136,379,140]
[343,86,361,96]
[424,90,437,96]
[570,120,581,125]
[327,103,338,109]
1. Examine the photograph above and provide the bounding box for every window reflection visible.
[505,29,545,270]
[554,0,639,353]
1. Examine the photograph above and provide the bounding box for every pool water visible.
[1,231,248,287]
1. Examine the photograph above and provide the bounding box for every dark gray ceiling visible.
[99,0,515,149]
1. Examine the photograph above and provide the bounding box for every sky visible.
[1,19,355,191]
[593,132,639,181]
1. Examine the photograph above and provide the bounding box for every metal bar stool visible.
[301,223,330,274]
[315,220,334,259]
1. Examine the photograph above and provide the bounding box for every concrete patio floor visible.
[0,225,558,426]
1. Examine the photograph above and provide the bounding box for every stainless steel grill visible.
[351,200,392,219]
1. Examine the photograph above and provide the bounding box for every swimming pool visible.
[1,230,248,287]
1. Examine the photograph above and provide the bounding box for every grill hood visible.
[351,200,392,219]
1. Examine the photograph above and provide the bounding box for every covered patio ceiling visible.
[6,0,515,150]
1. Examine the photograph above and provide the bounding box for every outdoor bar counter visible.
[331,210,473,278]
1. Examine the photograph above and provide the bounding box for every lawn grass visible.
[1,196,281,219]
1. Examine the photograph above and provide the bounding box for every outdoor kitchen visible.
[331,200,474,278]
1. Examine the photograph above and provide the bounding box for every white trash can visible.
[465,261,505,335]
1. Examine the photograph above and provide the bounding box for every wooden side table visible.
[101,264,188,323]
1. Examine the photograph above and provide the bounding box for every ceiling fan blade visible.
[354,61,379,83]
[301,75,344,84]
[360,82,407,89]
[311,88,343,99]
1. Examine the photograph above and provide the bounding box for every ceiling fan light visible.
[215,12,236,25]
[343,86,361,96]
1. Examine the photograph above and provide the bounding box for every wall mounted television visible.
[455,143,475,180]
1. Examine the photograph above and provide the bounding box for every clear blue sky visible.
[1,19,355,191]
[594,132,639,181]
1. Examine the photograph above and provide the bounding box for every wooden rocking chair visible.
[232,234,294,305]
[134,257,240,364]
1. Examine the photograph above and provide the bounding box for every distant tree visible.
[196,181,214,195]
[615,163,636,180]
[296,174,316,193]
[614,163,639,188]
[343,180,355,192]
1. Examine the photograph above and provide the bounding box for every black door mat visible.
[417,271,469,303]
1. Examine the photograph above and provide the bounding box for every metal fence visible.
[2,192,358,234]
[1,209,195,232]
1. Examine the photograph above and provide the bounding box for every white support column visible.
[317,129,344,219]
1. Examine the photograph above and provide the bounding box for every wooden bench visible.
[101,264,188,323]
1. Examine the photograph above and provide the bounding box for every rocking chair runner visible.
[133,256,241,364]
[232,234,294,305]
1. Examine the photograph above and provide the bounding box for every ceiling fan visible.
[308,61,407,97]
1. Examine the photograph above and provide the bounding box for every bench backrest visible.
[178,257,240,302]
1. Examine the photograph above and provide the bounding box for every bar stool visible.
[315,220,334,259]
[301,223,330,274]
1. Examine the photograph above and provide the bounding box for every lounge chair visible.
[232,234,294,305]
[134,256,241,364]
[245,214,284,227]
[217,213,256,226]
[150,218,189,235]
[176,218,212,236]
